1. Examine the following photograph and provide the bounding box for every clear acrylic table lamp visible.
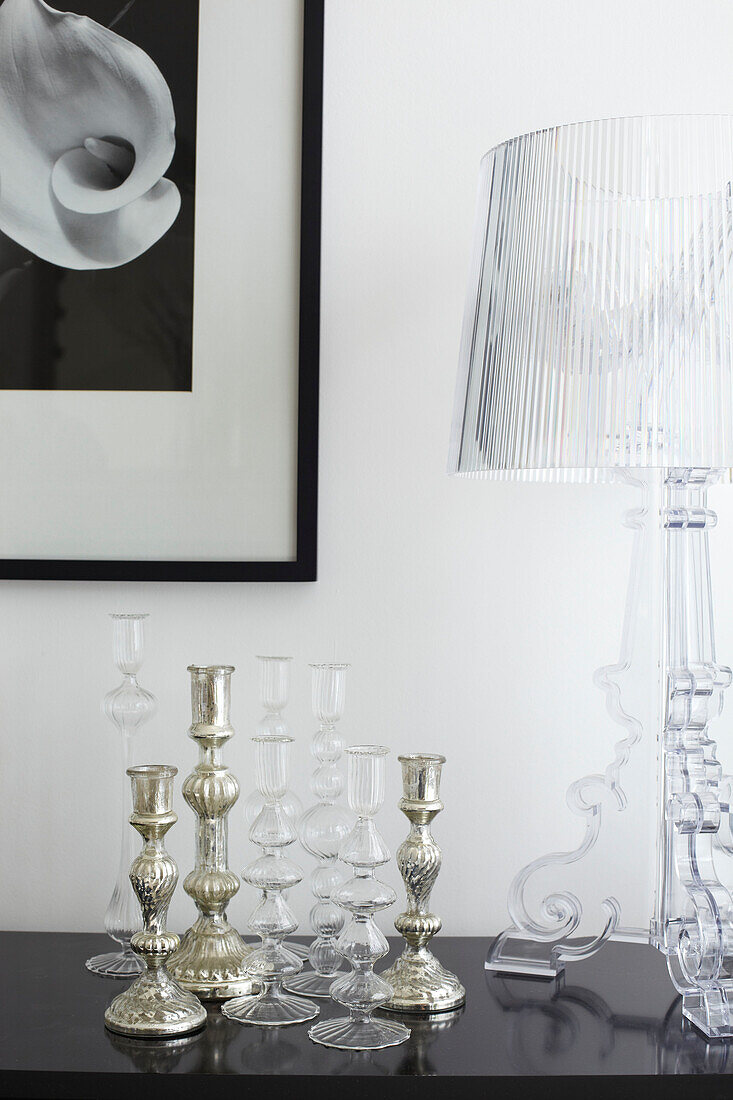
[86,613,157,978]
[450,116,733,1039]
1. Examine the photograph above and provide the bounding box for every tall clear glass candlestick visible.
[222,735,319,1027]
[87,614,157,978]
[243,655,307,961]
[286,662,351,997]
[309,746,410,1051]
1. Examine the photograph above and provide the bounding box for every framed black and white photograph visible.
[0,0,322,580]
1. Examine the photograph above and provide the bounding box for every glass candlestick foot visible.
[222,983,318,1028]
[309,1015,410,1051]
[86,947,143,979]
[285,970,339,997]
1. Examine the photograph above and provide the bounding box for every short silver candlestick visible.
[104,765,207,1039]
[169,666,254,1000]
[381,754,465,1014]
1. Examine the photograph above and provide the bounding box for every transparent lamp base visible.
[86,946,144,979]
[682,993,733,1040]
[309,1014,411,1051]
[222,983,319,1027]
[485,932,563,979]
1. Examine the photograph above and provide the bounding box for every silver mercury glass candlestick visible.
[87,613,156,979]
[169,665,254,1000]
[380,754,465,1014]
[105,765,206,1039]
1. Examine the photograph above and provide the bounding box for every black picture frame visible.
[1,0,323,583]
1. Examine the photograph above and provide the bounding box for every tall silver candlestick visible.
[170,666,254,1000]
[381,754,466,1014]
[104,765,206,1039]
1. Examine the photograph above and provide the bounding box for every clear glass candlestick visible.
[286,662,351,997]
[87,613,157,979]
[222,736,319,1027]
[309,746,410,1051]
[243,655,307,961]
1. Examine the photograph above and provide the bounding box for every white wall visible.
[5,0,733,941]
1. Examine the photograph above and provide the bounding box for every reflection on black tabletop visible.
[105,1029,203,1075]
[485,961,733,1075]
[381,1006,463,1076]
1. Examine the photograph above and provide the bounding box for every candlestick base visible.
[285,970,342,998]
[86,947,143,979]
[170,917,256,1000]
[381,945,466,1014]
[105,965,207,1039]
[222,983,319,1027]
[309,1015,410,1051]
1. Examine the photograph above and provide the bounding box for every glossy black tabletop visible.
[1,932,732,1097]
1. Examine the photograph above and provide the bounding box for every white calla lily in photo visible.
[0,0,180,269]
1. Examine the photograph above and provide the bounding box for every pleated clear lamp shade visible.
[449,115,733,480]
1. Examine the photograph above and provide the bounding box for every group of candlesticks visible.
[86,614,465,1052]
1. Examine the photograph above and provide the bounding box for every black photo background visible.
[0,0,198,390]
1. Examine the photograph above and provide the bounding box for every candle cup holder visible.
[87,613,156,979]
[222,736,319,1027]
[169,666,254,1000]
[104,766,207,1039]
[309,746,410,1051]
[380,754,466,1014]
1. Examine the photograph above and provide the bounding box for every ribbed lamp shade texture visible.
[449,116,733,479]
